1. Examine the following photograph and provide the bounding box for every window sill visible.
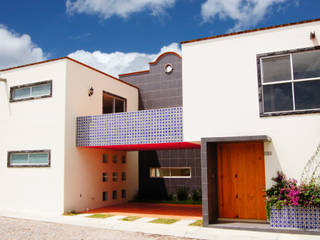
[10,95,52,103]
[260,109,320,117]
[8,164,50,168]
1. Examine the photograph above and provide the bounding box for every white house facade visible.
[182,19,320,225]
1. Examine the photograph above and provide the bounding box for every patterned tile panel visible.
[76,107,183,147]
[270,206,320,231]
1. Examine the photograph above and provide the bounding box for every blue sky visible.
[0,0,319,76]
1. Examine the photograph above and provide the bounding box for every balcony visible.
[76,107,199,150]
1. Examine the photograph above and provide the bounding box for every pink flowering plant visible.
[266,171,320,219]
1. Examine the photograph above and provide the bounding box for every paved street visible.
[0,216,198,240]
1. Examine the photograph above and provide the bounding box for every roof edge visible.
[0,56,139,90]
[119,52,182,77]
[149,51,181,65]
[0,57,67,72]
[181,18,320,45]
[119,70,150,77]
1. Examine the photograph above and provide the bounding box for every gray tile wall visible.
[119,53,201,200]
[119,54,182,110]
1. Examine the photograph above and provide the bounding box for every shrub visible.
[192,189,202,201]
[177,187,189,201]
[266,171,320,219]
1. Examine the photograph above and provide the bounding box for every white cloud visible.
[66,0,176,19]
[0,25,46,69]
[68,42,181,77]
[201,0,288,32]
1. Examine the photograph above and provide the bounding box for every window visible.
[122,189,126,199]
[103,191,108,201]
[10,81,52,102]
[103,91,126,114]
[8,150,50,167]
[112,190,117,200]
[112,155,117,164]
[102,172,108,182]
[103,154,108,163]
[121,172,126,181]
[258,47,320,116]
[112,172,117,182]
[121,155,126,164]
[150,167,191,178]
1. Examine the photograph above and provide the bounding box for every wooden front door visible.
[217,142,266,220]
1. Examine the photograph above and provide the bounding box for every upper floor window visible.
[103,91,126,114]
[10,81,52,102]
[258,47,320,116]
[8,150,50,167]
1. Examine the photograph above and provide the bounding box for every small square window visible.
[112,172,117,182]
[102,172,108,182]
[112,190,117,200]
[121,155,126,164]
[112,155,117,163]
[122,189,126,199]
[121,172,126,181]
[102,191,108,201]
[103,154,108,163]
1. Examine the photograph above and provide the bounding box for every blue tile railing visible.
[76,107,183,147]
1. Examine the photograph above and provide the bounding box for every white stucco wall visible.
[182,21,320,187]
[64,59,139,212]
[0,60,67,214]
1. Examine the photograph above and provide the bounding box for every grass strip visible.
[150,218,179,224]
[189,220,202,226]
[121,216,141,221]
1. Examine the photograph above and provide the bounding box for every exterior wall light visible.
[88,87,94,96]
[310,31,316,40]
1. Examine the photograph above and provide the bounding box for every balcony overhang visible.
[76,107,186,149]
[83,142,200,151]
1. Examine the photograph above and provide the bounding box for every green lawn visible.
[149,218,179,224]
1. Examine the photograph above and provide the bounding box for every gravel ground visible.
[0,216,199,240]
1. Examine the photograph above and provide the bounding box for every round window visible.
[164,63,174,73]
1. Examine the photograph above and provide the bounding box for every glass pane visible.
[263,83,293,112]
[29,153,49,164]
[150,168,156,177]
[31,84,50,97]
[11,154,28,164]
[103,94,113,113]
[13,87,30,100]
[159,168,170,177]
[293,50,320,79]
[171,168,191,177]
[262,55,291,83]
[294,80,320,110]
[115,98,125,113]
[103,154,108,163]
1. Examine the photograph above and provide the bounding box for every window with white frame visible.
[258,47,320,115]
[150,167,191,178]
[8,150,50,167]
[10,81,52,102]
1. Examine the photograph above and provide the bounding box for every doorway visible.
[217,142,266,220]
